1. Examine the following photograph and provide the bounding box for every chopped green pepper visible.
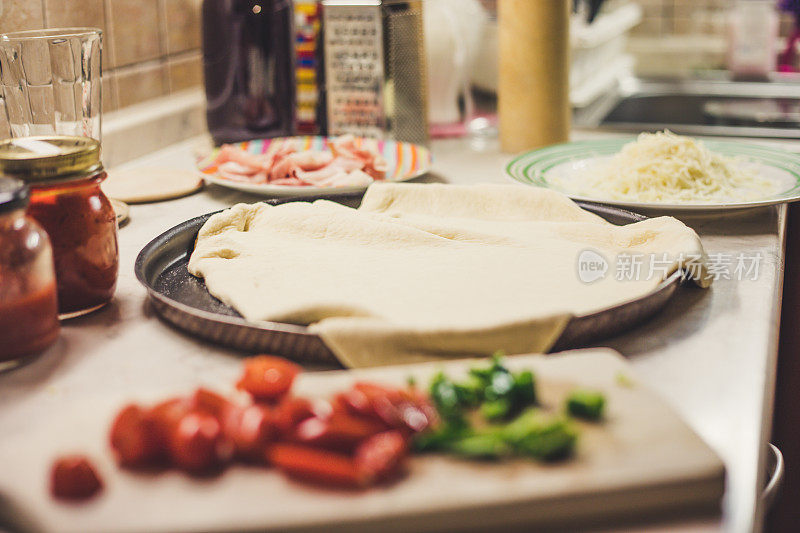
[566,389,606,421]
[429,371,464,422]
[446,431,509,459]
[480,398,512,421]
[512,370,536,404]
[413,355,591,465]
[503,409,577,461]
[615,372,635,388]
[413,419,470,452]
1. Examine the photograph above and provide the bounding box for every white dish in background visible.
[506,138,800,212]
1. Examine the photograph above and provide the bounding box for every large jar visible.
[0,177,60,365]
[0,137,119,318]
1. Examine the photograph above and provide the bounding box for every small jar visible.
[0,178,60,365]
[0,137,119,318]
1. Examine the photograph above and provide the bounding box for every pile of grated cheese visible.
[555,130,779,204]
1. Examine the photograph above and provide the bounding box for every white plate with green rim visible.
[505,138,800,212]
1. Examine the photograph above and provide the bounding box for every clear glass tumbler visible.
[0,28,102,141]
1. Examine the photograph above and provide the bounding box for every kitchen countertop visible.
[0,133,786,533]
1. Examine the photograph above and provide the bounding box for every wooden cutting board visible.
[0,349,724,532]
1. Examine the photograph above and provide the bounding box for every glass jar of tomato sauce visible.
[0,177,60,366]
[0,137,119,318]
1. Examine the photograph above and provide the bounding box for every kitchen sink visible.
[574,74,800,138]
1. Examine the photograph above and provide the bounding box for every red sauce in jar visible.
[0,281,59,361]
[27,172,119,317]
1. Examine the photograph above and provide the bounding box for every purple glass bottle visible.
[202,0,296,144]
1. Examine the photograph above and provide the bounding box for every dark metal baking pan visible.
[135,198,683,364]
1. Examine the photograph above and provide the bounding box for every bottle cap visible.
[0,136,102,183]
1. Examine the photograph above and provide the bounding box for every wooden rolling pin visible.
[498,0,570,153]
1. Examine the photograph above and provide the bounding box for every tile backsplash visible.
[632,0,794,38]
[0,0,203,113]
[628,0,794,76]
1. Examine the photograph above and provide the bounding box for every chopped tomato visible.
[224,404,274,462]
[147,397,192,437]
[168,412,234,472]
[341,383,400,427]
[292,412,385,452]
[50,455,103,500]
[342,382,437,434]
[109,404,160,467]
[269,444,365,487]
[236,356,301,401]
[355,431,409,483]
[272,396,315,436]
[191,387,235,420]
[395,391,438,433]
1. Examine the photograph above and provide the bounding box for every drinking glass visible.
[0,28,102,141]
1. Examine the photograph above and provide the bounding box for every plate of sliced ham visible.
[197,134,432,197]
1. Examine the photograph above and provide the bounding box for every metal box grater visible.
[321,0,429,146]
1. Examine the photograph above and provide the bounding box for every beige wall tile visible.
[672,17,700,35]
[0,0,45,34]
[44,0,113,71]
[168,53,202,92]
[631,17,664,37]
[45,0,105,28]
[102,73,119,113]
[116,62,168,108]
[107,0,163,67]
[161,0,201,54]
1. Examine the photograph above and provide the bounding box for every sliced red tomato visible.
[168,412,234,472]
[50,455,104,500]
[109,404,160,467]
[355,430,409,483]
[147,397,192,435]
[272,396,315,436]
[395,389,439,434]
[190,387,235,420]
[224,404,274,462]
[342,382,437,434]
[269,444,366,488]
[292,412,385,452]
[236,356,301,401]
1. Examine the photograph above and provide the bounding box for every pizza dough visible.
[109,198,129,226]
[188,183,711,367]
[102,167,204,203]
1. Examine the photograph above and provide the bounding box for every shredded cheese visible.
[553,131,779,204]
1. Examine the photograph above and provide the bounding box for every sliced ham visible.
[208,135,386,187]
[296,157,366,185]
[330,135,386,180]
[218,161,259,176]
[216,145,272,171]
[270,155,300,182]
[316,169,374,188]
[288,150,334,171]
[271,176,309,186]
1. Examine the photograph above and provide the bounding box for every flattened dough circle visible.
[103,167,204,203]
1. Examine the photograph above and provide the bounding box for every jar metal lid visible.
[0,136,102,183]
[0,177,30,214]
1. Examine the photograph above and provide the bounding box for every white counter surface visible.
[0,134,788,533]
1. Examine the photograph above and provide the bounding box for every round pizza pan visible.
[135,198,684,364]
